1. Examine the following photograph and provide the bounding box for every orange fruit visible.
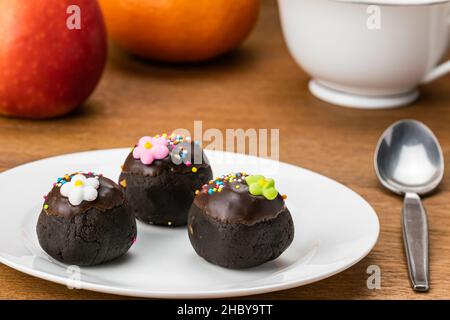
[98,0,260,62]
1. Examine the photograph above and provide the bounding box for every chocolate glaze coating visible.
[37,175,136,266]
[194,181,286,225]
[188,175,294,269]
[119,142,213,226]
[45,176,124,219]
[188,203,294,269]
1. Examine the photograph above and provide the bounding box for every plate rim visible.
[0,148,380,299]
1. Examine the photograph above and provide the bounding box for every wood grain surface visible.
[0,0,449,300]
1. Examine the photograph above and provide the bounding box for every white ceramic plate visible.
[0,149,379,298]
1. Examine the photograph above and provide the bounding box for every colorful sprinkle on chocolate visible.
[199,173,248,195]
[53,172,100,188]
[198,173,284,201]
[134,133,202,168]
[166,133,190,150]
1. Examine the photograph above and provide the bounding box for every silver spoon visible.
[374,119,444,292]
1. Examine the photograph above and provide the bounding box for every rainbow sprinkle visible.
[148,133,201,171]
[195,172,287,202]
[53,172,99,188]
[197,172,248,195]
[153,133,192,151]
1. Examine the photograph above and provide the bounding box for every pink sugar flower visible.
[133,136,169,165]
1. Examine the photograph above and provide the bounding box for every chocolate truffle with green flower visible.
[119,133,213,226]
[246,175,279,200]
[36,172,137,266]
[188,172,294,269]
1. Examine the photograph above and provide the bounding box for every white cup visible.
[278,0,450,109]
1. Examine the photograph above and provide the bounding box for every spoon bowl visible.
[375,120,444,195]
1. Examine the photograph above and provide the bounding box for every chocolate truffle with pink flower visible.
[36,173,137,266]
[119,133,213,226]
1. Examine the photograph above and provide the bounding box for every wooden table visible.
[1,0,449,300]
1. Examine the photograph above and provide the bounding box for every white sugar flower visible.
[60,174,100,206]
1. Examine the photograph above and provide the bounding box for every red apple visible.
[0,0,107,119]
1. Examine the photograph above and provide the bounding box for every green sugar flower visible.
[245,175,279,200]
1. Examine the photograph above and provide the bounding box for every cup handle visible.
[422,61,450,84]
[422,16,450,84]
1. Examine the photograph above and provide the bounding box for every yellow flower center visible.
[74,180,84,187]
[144,142,153,150]
[258,179,267,187]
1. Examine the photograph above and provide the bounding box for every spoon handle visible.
[403,193,429,292]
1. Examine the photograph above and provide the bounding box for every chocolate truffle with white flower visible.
[36,173,137,266]
[119,133,213,226]
[188,173,294,269]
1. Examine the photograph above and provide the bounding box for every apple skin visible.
[0,0,107,119]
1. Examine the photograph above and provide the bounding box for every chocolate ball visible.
[188,173,294,269]
[119,135,213,226]
[37,173,136,266]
